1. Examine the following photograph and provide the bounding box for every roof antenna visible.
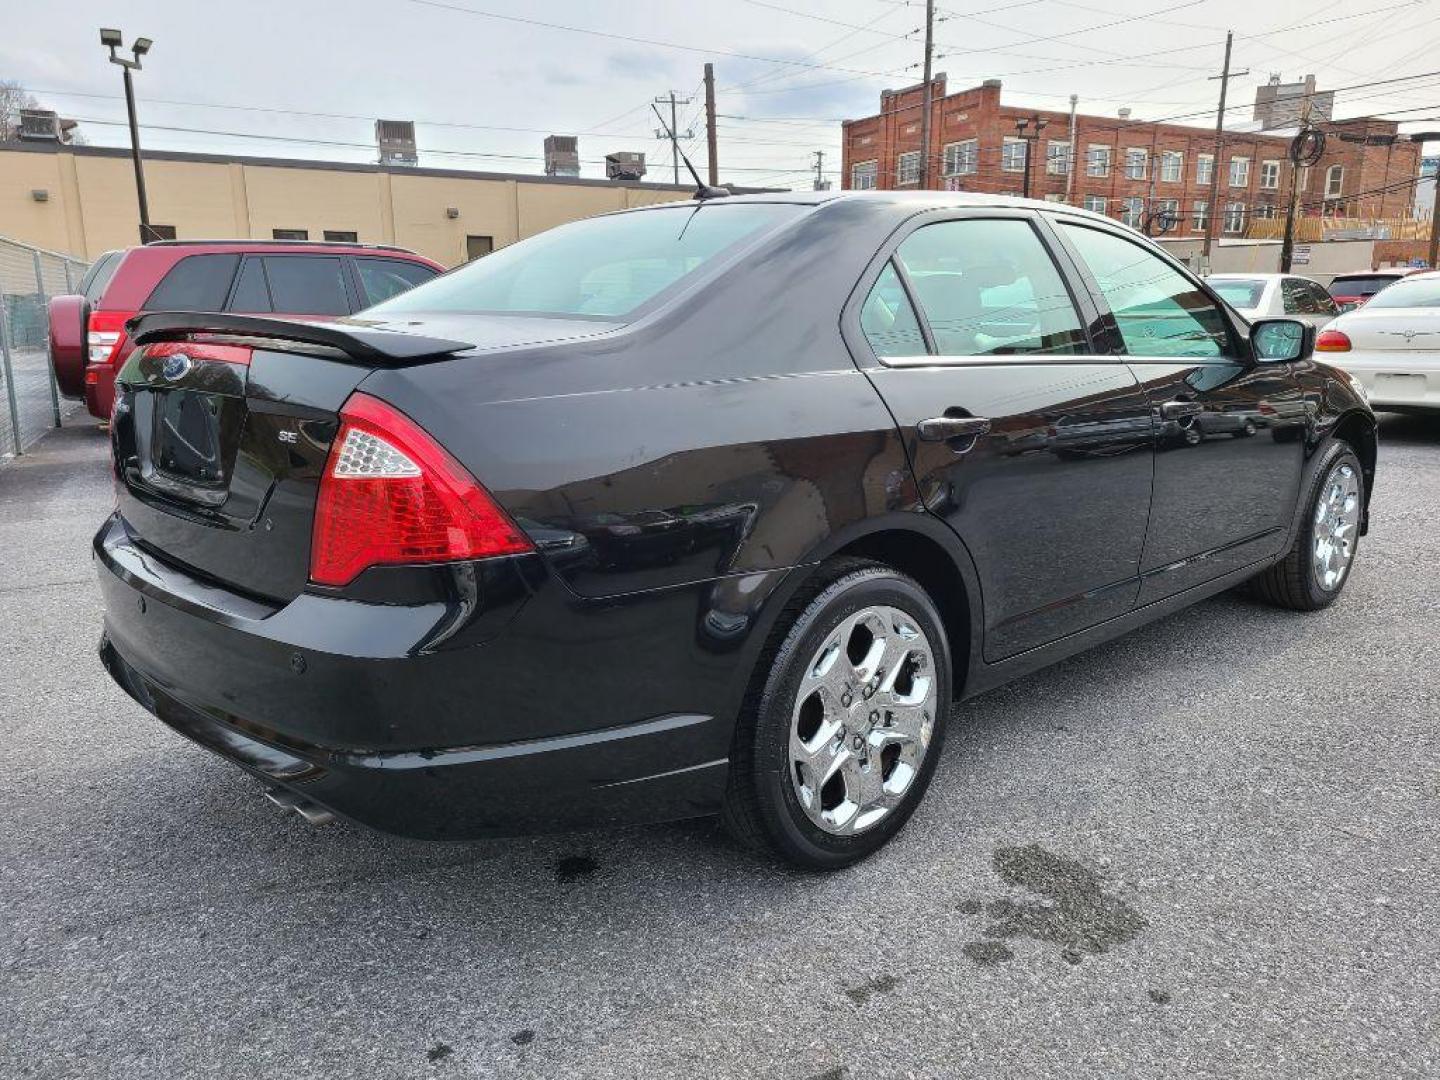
[651,103,730,200]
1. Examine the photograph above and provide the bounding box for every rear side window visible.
[1059,223,1229,358]
[860,263,926,358]
[81,251,124,303]
[142,254,240,312]
[1307,281,1339,315]
[1281,278,1320,315]
[895,218,1086,356]
[262,256,351,315]
[355,258,439,307]
[229,258,270,312]
[368,203,799,319]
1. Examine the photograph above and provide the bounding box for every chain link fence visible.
[0,236,90,459]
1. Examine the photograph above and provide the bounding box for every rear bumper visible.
[94,513,749,839]
[1337,353,1440,411]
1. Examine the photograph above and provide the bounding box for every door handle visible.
[917,416,991,442]
[1160,400,1203,420]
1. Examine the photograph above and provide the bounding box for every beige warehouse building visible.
[0,141,696,266]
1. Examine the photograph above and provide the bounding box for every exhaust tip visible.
[263,785,336,826]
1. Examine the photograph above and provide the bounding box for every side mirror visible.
[1251,318,1314,363]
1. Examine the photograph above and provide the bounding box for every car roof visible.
[620,188,1121,226]
[1207,273,1289,282]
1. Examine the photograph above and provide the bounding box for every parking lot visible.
[2,413,1437,1080]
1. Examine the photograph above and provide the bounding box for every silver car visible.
[1207,272,1340,328]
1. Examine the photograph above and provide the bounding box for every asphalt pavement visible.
[2,413,1437,1079]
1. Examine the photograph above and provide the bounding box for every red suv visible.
[49,240,445,419]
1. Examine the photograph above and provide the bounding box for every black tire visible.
[721,559,953,870]
[1251,440,1365,611]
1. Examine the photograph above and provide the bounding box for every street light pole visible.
[101,29,156,244]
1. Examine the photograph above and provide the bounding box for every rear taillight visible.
[310,393,532,587]
[1316,329,1352,353]
[88,310,134,367]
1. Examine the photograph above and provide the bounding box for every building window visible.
[1228,157,1250,187]
[1120,197,1144,228]
[1253,203,1278,220]
[942,140,977,176]
[1259,160,1281,190]
[897,151,922,185]
[1125,148,1147,180]
[1325,164,1344,198]
[1224,202,1246,233]
[1083,195,1107,215]
[323,230,358,243]
[465,235,494,261]
[1001,138,1027,172]
[852,160,878,190]
[272,228,309,241]
[1159,151,1183,182]
[1196,154,1214,185]
[1046,140,1071,176]
[1086,145,1112,178]
[142,224,177,242]
[1044,193,1068,203]
[1155,198,1181,229]
[1192,201,1209,230]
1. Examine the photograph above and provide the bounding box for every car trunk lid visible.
[1337,307,1440,355]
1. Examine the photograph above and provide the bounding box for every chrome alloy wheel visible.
[788,605,938,836]
[1312,461,1361,591]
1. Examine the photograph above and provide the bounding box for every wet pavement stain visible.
[511,1029,536,1046]
[805,1068,848,1080]
[843,973,901,1005]
[555,854,599,882]
[1148,989,1173,1005]
[961,940,1015,967]
[426,1043,453,1063]
[956,897,984,915]
[960,844,1147,965]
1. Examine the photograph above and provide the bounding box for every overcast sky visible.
[4,0,1438,187]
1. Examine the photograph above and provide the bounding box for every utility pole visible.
[1279,99,1316,273]
[918,0,935,189]
[703,63,718,188]
[654,91,694,185]
[1065,94,1078,204]
[1202,32,1248,262]
[812,150,827,191]
[100,28,156,244]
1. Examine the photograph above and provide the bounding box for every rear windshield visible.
[1329,275,1398,297]
[1360,277,1440,309]
[1209,278,1266,309]
[368,203,800,319]
[81,250,124,303]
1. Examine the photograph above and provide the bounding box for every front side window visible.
[1260,160,1281,189]
[1229,157,1250,187]
[893,218,1086,357]
[897,152,922,185]
[369,203,798,320]
[1083,195,1107,214]
[1159,151,1183,182]
[852,160,878,190]
[859,262,926,358]
[263,255,351,315]
[1125,148,1147,180]
[1196,154,1215,185]
[943,140,977,176]
[1087,145,1112,178]
[1001,139,1027,173]
[1059,223,1229,359]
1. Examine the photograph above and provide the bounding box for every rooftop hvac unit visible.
[605,151,646,182]
[376,119,418,166]
[18,109,74,142]
[544,135,580,177]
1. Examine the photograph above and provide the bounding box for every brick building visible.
[841,76,1419,239]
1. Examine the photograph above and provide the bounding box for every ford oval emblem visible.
[160,353,193,381]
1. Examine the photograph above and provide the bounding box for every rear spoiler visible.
[128,311,475,365]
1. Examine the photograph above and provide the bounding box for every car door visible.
[1049,218,1308,605]
[848,210,1154,662]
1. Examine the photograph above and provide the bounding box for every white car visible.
[1207,272,1341,328]
[1316,269,1440,413]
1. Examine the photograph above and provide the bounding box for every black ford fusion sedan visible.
[97,192,1375,869]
